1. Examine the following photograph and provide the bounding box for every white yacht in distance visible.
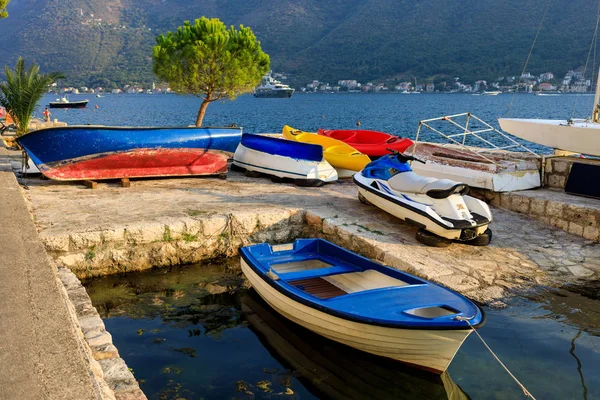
[254,71,295,98]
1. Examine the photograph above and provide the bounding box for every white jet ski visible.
[353,150,493,246]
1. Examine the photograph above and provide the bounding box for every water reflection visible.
[84,260,470,399]
[451,287,600,399]
[84,261,600,399]
[242,290,468,400]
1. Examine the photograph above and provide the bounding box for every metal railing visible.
[412,112,541,166]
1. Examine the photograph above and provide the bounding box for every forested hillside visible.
[0,0,598,87]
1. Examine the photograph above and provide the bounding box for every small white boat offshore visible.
[481,91,502,96]
[232,133,337,186]
[239,239,485,373]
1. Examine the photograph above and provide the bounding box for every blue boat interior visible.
[240,238,484,328]
[241,133,324,162]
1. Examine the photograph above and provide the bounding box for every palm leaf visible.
[0,57,64,136]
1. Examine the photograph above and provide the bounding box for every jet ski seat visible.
[388,171,469,199]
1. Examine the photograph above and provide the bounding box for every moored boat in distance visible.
[232,133,337,186]
[253,71,295,98]
[17,126,242,180]
[318,128,414,157]
[282,125,370,178]
[239,238,485,373]
[481,91,502,96]
[48,96,89,108]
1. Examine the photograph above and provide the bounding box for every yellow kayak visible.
[282,125,371,176]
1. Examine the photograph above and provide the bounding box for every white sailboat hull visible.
[241,259,472,373]
[498,118,600,157]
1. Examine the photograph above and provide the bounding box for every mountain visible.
[1,0,599,87]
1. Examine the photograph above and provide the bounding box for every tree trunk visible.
[195,98,210,127]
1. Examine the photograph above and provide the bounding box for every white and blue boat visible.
[232,133,337,186]
[240,238,485,373]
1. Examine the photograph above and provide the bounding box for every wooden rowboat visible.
[239,239,485,373]
[318,129,414,157]
[282,125,371,177]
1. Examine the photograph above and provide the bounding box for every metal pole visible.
[593,65,600,122]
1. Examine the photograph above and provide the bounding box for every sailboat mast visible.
[593,66,600,122]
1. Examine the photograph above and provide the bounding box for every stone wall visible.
[544,156,600,189]
[43,209,306,279]
[471,189,600,242]
[59,267,147,400]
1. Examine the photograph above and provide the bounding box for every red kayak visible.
[317,129,413,157]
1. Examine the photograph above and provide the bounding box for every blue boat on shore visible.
[17,126,242,181]
[232,133,337,186]
[240,238,485,373]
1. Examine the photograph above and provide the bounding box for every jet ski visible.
[353,150,493,246]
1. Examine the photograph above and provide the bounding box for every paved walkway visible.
[20,165,600,305]
[0,147,101,399]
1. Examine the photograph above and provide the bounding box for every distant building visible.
[395,82,412,91]
[539,72,554,82]
[474,80,487,92]
[338,80,358,89]
[426,83,434,92]
[538,82,557,91]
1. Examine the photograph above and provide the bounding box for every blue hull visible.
[17,126,242,167]
[240,239,484,330]
[16,126,242,180]
[240,133,323,162]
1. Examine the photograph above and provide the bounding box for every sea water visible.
[84,260,600,400]
[40,92,596,154]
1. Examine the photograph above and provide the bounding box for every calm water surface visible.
[84,260,600,400]
[40,92,597,153]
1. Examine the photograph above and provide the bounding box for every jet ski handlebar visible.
[385,148,427,164]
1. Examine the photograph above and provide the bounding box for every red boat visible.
[317,129,413,157]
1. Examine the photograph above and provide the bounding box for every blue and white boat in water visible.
[239,238,485,373]
[232,133,337,186]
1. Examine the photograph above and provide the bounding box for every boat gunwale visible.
[17,125,244,136]
[239,242,486,331]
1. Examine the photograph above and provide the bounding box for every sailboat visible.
[498,15,600,157]
[498,116,600,156]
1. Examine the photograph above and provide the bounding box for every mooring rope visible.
[455,316,537,400]
[506,0,552,116]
